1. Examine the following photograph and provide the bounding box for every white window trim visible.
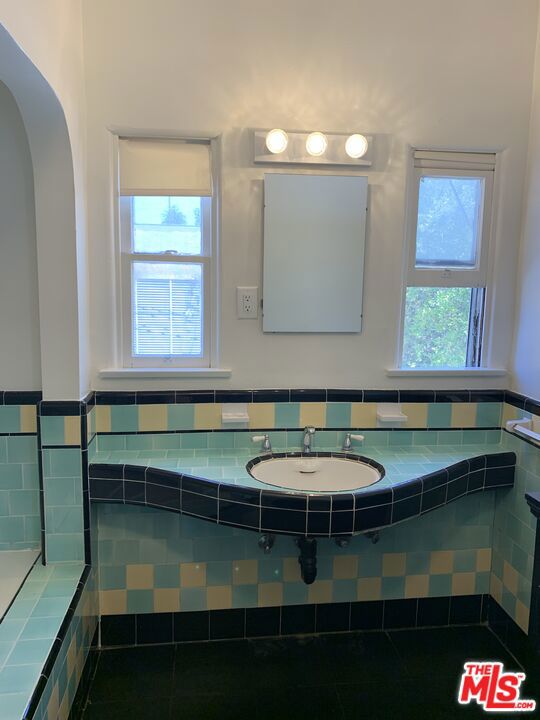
[108,131,222,373]
[396,148,498,371]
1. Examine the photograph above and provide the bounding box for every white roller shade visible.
[119,138,212,196]
[414,150,496,171]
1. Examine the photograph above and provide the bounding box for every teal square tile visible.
[206,561,232,586]
[0,465,23,490]
[228,585,256,609]
[0,692,32,720]
[427,404,452,428]
[44,477,81,507]
[476,403,501,428]
[438,431,461,445]
[0,406,20,434]
[0,517,24,543]
[315,431,338,449]
[7,436,37,464]
[485,430,501,444]
[406,552,431,575]
[275,403,300,429]
[332,579,357,602]
[100,566,126,591]
[153,434,181,450]
[180,433,209,449]
[44,448,81,478]
[127,590,154,614]
[381,576,405,599]
[412,431,437,446]
[428,574,452,596]
[22,464,39,489]
[258,558,282,583]
[362,431,389,447]
[154,565,180,588]
[46,534,84,563]
[40,416,65,446]
[475,572,490,594]
[179,587,206,611]
[389,431,413,446]
[453,549,477,572]
[10,490,39,516]
[0,438,7,463]
[168,405,195,431]
[126,435,153,451]
[0,619,25,642]
[6,638,52,666]
[0,664,41,694]
[97,435,127,452]
[0,492,9,517]
[326,403,351,428]
[111,406,138,433]
[282,582,308,606]
[19,616,62,641]
[208,433,235,449]
[358,554,382,577]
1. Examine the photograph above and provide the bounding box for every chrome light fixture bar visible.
[254,129,373,166]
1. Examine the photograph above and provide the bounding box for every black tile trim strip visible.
[487,596,540,671]
[36,413,46,564]
[99,594,490,647]
[39,401,84,417]
[526,491,540,519]
[0,391,42,405]
[94,426,502,437]
[0,432,38,437]
[24,565,91,720]
[87,389,509,406]
[89,451,515,537]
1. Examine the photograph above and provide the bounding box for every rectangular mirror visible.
[263,173,368,332]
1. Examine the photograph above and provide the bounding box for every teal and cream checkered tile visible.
[476,403,502,428]
[326,403,351,428]
[0,406,21,434]
[427,403,452,428]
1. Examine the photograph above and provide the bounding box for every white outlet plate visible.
[237,286,258,318]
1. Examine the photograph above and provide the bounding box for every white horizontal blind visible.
[133,276,202,357]
[413,150,496,171]
[119,138,212,196]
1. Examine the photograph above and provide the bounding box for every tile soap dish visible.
[376,403,408,424]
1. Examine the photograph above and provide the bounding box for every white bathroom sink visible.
[248,455,382,492]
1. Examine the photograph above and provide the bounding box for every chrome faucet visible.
[302,426,316,454]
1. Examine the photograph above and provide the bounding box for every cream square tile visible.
[207,585,233,610]
[350,403,377,428]
[382,553,406,577]
[66,638,76,677]
[154,588,180,612]
[307,579,332,604]
[451,572,476,595]
[248,403,275,429]
[300,403,326,428]
[139,404,167,432]
[490,574,503,604]
[100,589,127,614]
[333,555,358,580]
[515,599,530,634]
[405,574,429,598]
[402,403,428,429]
[126,564,154,590]
[47,684,60,720]
[502,403,521,425]
[258,582,283,607]
[357,577,382,601]
[96,405,111,433]
[232,559,258,585]
[20,405,37,433]
[64,416,81,446]
[194,403,222,430]
[502,561,519,596]
[283,557,301,582]
[451,403,477,428]
[180,562,206,587]
[430,550,454,574]
[476,548,492,573]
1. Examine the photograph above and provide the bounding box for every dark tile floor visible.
[82,626,538,719]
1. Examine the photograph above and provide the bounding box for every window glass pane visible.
[402,287,477,368]
[132,196,202,254]
[132,262,203,357]
[415,176,483,268]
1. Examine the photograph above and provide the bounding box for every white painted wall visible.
[0,81,41,389]
[512,11,540,401]
[83,0,539,391]
[0,1,90,398]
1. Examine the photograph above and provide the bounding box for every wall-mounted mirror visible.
[263,173,368,333]
[263,173,368,332]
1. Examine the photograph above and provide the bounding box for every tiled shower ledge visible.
[0,562,85,720]
[89,442,516,537]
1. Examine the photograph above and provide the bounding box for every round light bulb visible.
[265,129,288,154]
[305,132,328,157]
[345,134,368,159]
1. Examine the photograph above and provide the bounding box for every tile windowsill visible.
[99,368,232,379]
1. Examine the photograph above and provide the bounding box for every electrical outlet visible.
[237,287,258,318]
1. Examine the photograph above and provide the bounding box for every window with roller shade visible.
[118,138,213,367]
[400,150,496,369]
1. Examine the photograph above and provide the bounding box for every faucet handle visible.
[252,434,272,452]
[342,433,364,451]
[304,426,316,435]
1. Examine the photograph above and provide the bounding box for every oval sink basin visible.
[248,454,383,492]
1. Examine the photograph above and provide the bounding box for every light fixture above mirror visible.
[254,129,372,166]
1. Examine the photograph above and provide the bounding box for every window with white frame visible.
[400,150,495,369]
[118,138,214,367]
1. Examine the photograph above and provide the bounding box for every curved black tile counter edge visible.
[89,451,516,539]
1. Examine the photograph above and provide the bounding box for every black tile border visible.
[487,596,540,674]
[25,565,92,720]
[99,594,490,648]
[89,451,515,537]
